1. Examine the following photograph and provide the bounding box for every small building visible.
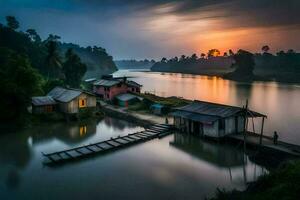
[93,76,142,101]
[47,87,96,114]
[171,100,266,138]
[150,103,169,115]
[32,96,57,114]
[115,93,142,107]
[126,80,142,93]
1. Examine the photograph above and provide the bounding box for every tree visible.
[6,16,19,30]
[207,49,220,57]
[200,53,206,59]
[26,29,41,43]
[0,47,43,124]
[161,57,167,63]
[191,53,198,61]
[232,49,255,76]
[229,49,234,56]
[180,55,186,61]
[45,39,62,79]
[262,45,270,53]
[62,48,87,88]
[223,52,228,57]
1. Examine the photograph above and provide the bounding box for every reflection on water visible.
[0,117,270,199]
[114,70,300,144]
[170,133,267,185]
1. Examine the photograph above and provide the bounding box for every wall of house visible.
[94,84,128,100]
[58,93,96,114]
[127,86,141,93]
[237,116,245,133]
[203,122,219,138]
[32,105,55,114]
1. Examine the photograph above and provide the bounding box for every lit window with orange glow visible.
[79,98,87,108]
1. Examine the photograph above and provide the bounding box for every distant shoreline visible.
[149,69,300,84]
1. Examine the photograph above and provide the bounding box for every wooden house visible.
[47,87,96,114]
[93,77,142,101]
[31,96,57,114]
[171,100,266,138]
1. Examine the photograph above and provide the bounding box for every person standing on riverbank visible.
[273,131,279,145]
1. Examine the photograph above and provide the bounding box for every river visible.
[1,69,299,199]
[115,70,300,145]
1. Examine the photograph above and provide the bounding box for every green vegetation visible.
[0,16,116,127]
[128,93,191,113]
[210,160,300,200]
[151,47,300,83]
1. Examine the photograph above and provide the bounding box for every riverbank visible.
[210,159,300,200]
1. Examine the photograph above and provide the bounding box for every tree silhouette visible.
[200,53,206,59]
[6,16,19,30]
[45,37,62,79]
[63,48,87,88]
[262,45,270,53]
[207,49,220,57]
[26,29,41,43]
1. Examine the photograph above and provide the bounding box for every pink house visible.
[93,78,142,101]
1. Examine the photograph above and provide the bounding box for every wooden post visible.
[259,117,265,146]
[243,100,249,153]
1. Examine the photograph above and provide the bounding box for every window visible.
[218,119,225,130]
[79,98,87,108]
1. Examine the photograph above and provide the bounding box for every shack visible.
[171,100,266,138]
[47,87,96,114]
[115,93,142,107]
[31,96,57,114]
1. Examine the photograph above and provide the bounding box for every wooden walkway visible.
[227,132,300,157]
[42,124,173,165]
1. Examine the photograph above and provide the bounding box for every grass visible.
[209,159,300,200]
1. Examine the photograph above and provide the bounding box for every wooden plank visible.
[122,137,136,142]
[138,132,153,137]
[128,135,143,140]
[87,145,102,152]
[66,150,82,158]
[97,142,113,150]
[134,133,150,139]
[146,129,161,133]
[59,152,71,160]
[142,131,157,136]
[114,138,129,144]
[106,140,121,147]
[49,154,62,162]
[76,147,93,155]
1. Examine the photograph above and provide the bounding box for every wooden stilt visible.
[259,117,265,146]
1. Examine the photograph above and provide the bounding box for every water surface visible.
[0,117,266,200]
[115,70,300,144]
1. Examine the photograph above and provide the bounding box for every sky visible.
[1,0,300,60]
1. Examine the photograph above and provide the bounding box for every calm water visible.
[115,70,300,144]
[0,117,266,200]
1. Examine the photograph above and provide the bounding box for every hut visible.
[115,93,142,107]
[47,87,96,114]
[150,103,169,115]
[31,96,57,114]
[93,76,142,101]
[171,100,266,138]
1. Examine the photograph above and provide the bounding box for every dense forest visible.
[151,47,300,83]
[0,16,116,127]
[115,59,155,70]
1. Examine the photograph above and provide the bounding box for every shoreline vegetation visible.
[209,160,300,200]
[151,47,300,84]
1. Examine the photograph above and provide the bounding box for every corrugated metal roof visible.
[126,80,142,88]
[47,87,82,103]
[175,100,266,118]
[93,79,120,87]
[32,96,56,106]
[171,110,219,123]
[116,93,141,102]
